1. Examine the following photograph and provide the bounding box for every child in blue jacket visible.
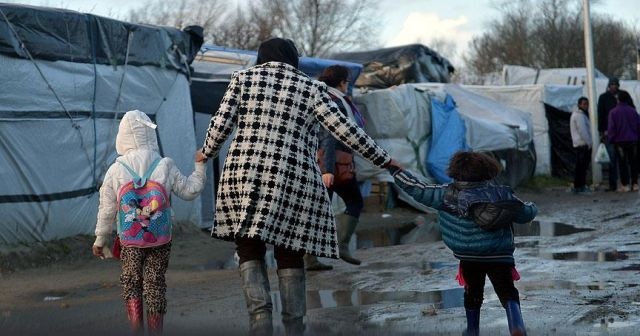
[390,151,537,336]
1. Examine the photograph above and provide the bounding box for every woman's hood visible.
[115,110,159,155]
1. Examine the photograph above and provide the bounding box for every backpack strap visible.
[118,158,162,189]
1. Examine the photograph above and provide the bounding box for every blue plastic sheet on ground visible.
[426,94,468,183]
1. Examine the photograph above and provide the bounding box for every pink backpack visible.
[116,158,172,247]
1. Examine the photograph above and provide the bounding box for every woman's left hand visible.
[322,173,334,188]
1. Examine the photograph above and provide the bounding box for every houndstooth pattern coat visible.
[202,62,390,258]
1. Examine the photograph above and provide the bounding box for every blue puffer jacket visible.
[392,168,538,264]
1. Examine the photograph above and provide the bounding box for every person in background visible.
[607,90,640,192]
[198,37,400,336]
[390,151,537,336]
[92,110,206,335]
[570,97,592,193]
[304,65,368,271]
[597,77,634,191]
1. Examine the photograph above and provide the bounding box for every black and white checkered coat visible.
[202,62,390,258]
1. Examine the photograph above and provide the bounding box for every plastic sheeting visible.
[502,65,607,86]
[0,4,199,75]
[427,94,468,183]
[332,44,455,88]
[353,83,534,181]
[466,84,584,175]
[0,56,198,244]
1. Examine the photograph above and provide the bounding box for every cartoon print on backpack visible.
[117,162,172,247]
[121,197,163,243]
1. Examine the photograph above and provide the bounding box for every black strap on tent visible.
[0,187,98,204]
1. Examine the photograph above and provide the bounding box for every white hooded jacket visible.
[94,110,206,247]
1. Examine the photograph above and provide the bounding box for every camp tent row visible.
[0,4,203,244]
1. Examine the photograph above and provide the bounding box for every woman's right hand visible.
[322,173,334,188]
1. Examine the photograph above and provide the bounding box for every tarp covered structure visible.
[466,84,584,176]
[0,4,202,243]
[502,65,608,86]
[352,83,535,192]
[190,45,365,226]
[332,44,455,89]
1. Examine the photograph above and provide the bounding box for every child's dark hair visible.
[318,65,350,88]
[447,151,502,182]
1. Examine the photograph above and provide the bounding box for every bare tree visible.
[126,0,227,42]
[465,0,638,80]
[253,0,381,57]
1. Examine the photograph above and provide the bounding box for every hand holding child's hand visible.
[195,150,207,163]
[322,173,334,188]
[92,245,104,259]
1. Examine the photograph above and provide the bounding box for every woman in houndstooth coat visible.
[200,38,396,335]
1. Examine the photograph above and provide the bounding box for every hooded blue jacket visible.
[392,168,537,264]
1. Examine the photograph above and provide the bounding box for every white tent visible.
[465,84,584,175]
[353,83,535,186]
[0,4,203,243]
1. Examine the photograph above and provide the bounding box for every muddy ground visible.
[1,184,640,335]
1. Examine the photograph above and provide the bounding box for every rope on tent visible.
[0,7,94,170]
[88,17,98,190]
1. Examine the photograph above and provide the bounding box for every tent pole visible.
[583,0,601,186]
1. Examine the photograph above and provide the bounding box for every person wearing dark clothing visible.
[570,97,592,193]
[597,77,634,191]
[304,65,369,271]
[607,90,640,192]
[391,151,537,336]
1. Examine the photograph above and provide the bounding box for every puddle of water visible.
[540,250,630,261]
[356,223,417,249]
[269,288,465,312]
[518,280,606,291]
[513,221,594,237]
[593,317,640,329]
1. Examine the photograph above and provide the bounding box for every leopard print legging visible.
[120,242,171,314]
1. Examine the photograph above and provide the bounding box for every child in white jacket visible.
[92,110,205,334]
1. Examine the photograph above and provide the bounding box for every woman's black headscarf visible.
[256,38,299,69]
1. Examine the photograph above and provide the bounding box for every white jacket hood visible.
[116,110,159,155]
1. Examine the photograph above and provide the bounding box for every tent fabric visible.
[0,4,199,75]
[427,94,468,183]
[465,84,584,175]
[332,44,455,88]
[502,65,607,86]
[352,83,534,185]
[0,5,201,244]
[196,45,363,89]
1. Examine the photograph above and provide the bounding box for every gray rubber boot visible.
[336,215,361,265]
[277,268,306,336]
[239,260,273,336]
[303,254,333,271]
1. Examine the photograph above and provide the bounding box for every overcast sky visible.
[4,0,640,66]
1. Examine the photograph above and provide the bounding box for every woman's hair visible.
[447,151,502,182]
[256,37,299,69]
[318,65,350,88]
[617,90,633,105]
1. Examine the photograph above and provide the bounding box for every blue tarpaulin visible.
[426,94,468,183]
[199,45,362,92]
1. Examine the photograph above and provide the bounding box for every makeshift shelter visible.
[352,83,535,193]
[502,65,607,86]
[0,4,202,243]
[190,45,364,225]
[332,44,455,89]
[466,84,584,177]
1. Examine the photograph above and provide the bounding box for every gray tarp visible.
[0,4,202,244]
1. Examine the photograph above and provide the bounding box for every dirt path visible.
[1,187,640,335]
